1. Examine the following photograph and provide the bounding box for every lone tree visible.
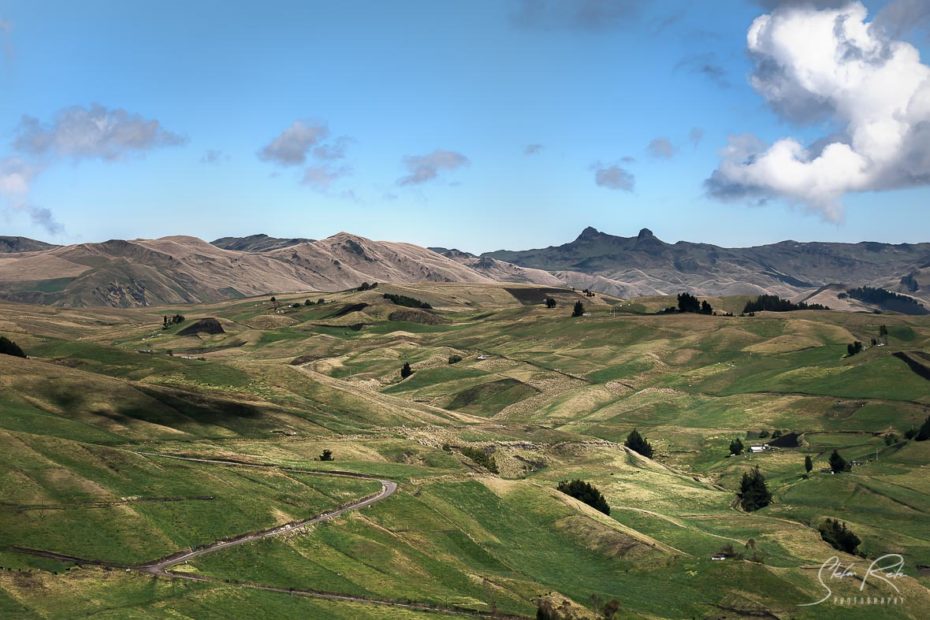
[829,449,849,473]
[819,518,861,555]
[739,467,772,512]
[912,415,930,441]
[545,297,557,309]
[729,438,745,456]
[572,300,585,317]
[319,449,334,462]
[625,429,654,458]
[557,479,610,515]
[0,335,26,358]
[804,455,813,474]
[400,362,413,379]
[879,324,889,343]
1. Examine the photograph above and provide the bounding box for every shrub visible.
[290,303,301,308]
[624,429,654,458]
[819,518,861,554]
[448,354,463,364]
[805,455,813,473]
[846,341,863,356]
[557,479,610,515]
[572,301,584,317]
[461,446,498,473]
[545,297,557,308]
[829,449,849,473]
[319,449,334,462]
[738,467,772,512]
[304,299,313,306]
[400,362,413,379]
[0,336,26,358]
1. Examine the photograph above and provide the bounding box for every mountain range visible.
[0,227,926,309]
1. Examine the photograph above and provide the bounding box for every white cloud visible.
[707,1,930,220]
[14,104,186,161]
[593,163,635,191]
[0,158,62,235]
[258,120,329,166]
[397,150,469,186]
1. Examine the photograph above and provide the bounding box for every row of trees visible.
[383,293,432,309]
[742,295,827,313]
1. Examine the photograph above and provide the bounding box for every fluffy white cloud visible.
[258,120,329,166]
[593,163,634,191]
[15,104,186,161]
[707,1,930,220]
[397,150,469,185]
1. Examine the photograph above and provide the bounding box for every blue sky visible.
[1,0,929,252]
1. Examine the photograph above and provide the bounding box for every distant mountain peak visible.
[576,226,602,241]
[638,228,655,239]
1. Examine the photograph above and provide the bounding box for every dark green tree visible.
[700,300,714,315]
[738,467,772,512]
[0,335,26,358]
[400,362,413,379]
[829,449,849,473]
[572,301,585,317]
[819,518,861,555]
[545,297,557,309]
[677,293,701,313]
[805,455,813,474]
[557,479,610,515]
[729,438,744,456]
[319,449,334,461]
[624,429,654,458]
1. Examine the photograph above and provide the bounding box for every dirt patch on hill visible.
[177,318,225,336]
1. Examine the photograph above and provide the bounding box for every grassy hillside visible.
[0,285,928,618]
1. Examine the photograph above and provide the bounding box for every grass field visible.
[0,284,928,618]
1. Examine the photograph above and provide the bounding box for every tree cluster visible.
[624,429,654,458]
[162,314,185,329]
[383,293,432,309]
[663,293,713,315]
[819,518,861,555]
[557,479,610,515]
[846,341,863,356]
[729,438,744,456]
[846,286,928,315]
[738,467,772,512]
[357,282,378,291]
[742,295,827,313]
[0,335,26,358]
[544,297,557,309]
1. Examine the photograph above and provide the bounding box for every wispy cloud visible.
[592,162,635,191]
[258,120,329,166]
[397,150,469,186]
[0,158,62,235]
[201,149,227,164]
[689,127,704,148]
[675,52,729,88]
[302,164,352,190]
[313,136,353,161]
[14,104,186,161]
[510,0,642,32]
[647,137,677,159]
[0,19,12,62]
[524,143,544,156]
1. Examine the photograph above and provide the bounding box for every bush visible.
[545,297,557,308]
[805,455,813,473]
[819,518,861,554]
[460,446,498,473]
[448,354,463,364]
[557,479,610,515]
[304,299,313,306]
[383,293,431,309]
[319,449,334,461]
[572,301,585,317]
[290,303,301,308]
[400,362,413,379]
[624,429,654,458]
[829,449,849,473]
[729,438,744,456]
[0,335,26,358]
[738,467,772,512]
[846,341,863,356]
